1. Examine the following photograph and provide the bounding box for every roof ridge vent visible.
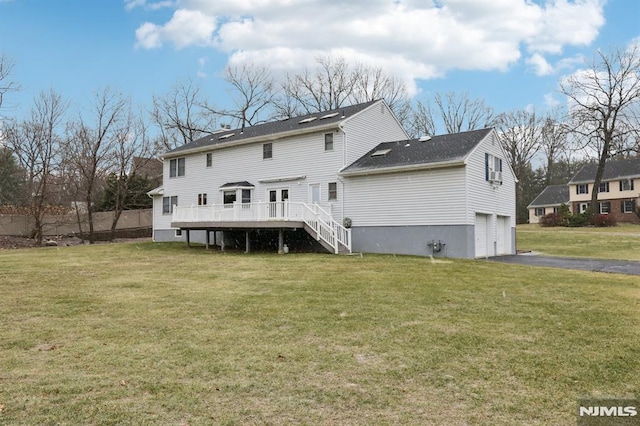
[419,135,431,142]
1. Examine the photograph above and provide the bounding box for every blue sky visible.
[1,0,639,127]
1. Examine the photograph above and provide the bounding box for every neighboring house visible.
[568,158,640,223]
[527,184,570,224]
[149,100,516,258]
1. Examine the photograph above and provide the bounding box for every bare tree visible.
[405,98,436,138]
[351,63,412,122]
[434,92,495,134]
[494,108,542,223]
[203,63,275,129]
[0,54,20,112]
[151,77,215,152]
[106,110,154,240]
[539,110,568,185]
[284,55,357,113]
[67,87,129,243]
[6,89,67,245]
[560,45,640,214]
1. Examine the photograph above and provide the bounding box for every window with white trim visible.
[223,190,236,205]
[485,153,503,183]
[620,179,634,191]
[324,133,333,151]
[242,189,251,204]
[576,184,588,195]
[162,196,178,214]
[263,143,272,159]
[198,193,207,206]
[622,199,636,213]
[598,201,610,214]
[535,207,545,216]
[206,153,213,168]
[169,158,185,178]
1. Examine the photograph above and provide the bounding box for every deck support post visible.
[205,230,210,250]
[278,229,284,254]
[186,229,190,248]
[220,231,225,252]
[245,231,251,254]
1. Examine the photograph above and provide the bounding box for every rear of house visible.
[149,101,516,258]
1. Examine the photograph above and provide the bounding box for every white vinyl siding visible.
[341,101,408,166]
[343,167,467,226]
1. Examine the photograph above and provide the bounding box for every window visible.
[175,229,182,237]
[328,182,338,201]
[223,190,236,205]
[620,179,634,191]
[263,143,272,159]
[622,200,635,213]
[599,182,609,193]
[162,196,178,214]
[598,201,610,214]
[576,184,589,195]
[535,207,545,216]
[169,157,185,178]
[324,133,333,151]
[579,202,590,214]
[242,189,251,204]
[198,193,207,206]
[206,153,213,168]
[484,153,502,183]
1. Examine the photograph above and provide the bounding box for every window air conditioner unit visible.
[489,171,502,183]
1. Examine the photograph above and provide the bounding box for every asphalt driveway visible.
[488,254,640,276]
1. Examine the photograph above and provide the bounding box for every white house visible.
[149,100,516,258]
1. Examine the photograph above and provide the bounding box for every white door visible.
[496,216,505,255]
[475,213,489,258]
[268,188,289,218]
[309,184,320,204]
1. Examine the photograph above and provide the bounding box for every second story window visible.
[599,182,609,192]
[324,133,333,151]
[620,179,634,191]
[198,193,207,206]
[263,143,272,159]
[206,153,213,168]
[169,157,185,178]
[576,184,588,194]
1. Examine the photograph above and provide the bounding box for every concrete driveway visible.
[488,254,640,276]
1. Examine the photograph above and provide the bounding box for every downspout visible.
[339,124,347,222]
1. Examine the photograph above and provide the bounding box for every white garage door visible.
[496,216,508,255]
[475,213,489,258]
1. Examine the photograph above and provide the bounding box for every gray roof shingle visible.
[528,185,570,208]
[165,100,379,157]
[340,128,493,175]
[569,158,640,184]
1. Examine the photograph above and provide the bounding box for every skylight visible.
[298,117,317,124]
[371,148,392,157]
[320,112,339,120]
[218,133,235,140]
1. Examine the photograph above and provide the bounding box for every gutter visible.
[339,159,465,177]
[162,122,343,159]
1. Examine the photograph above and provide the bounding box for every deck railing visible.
[172,201,351,254]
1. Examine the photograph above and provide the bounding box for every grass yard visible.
[517,223,640,260]
[0,242,639,424]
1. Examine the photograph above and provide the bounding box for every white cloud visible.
[132,0,606,86]
[527,53,554,76]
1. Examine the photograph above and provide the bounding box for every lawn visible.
[0,242,639,425]
[517,223,640,260]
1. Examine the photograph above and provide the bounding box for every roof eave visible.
[340,159,465,177]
